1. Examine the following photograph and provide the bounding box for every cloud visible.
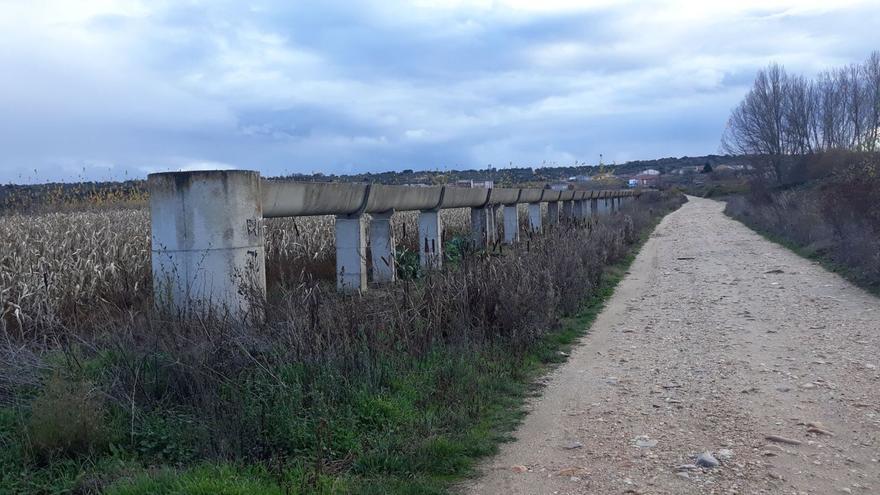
[0,0,878,181]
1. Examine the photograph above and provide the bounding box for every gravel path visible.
[463,196,880,495]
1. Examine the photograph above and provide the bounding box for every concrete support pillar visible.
[485,206,497,245]
[503,204,520,244]
[336,214,367,291]
[470,206,491,249]
[573,200,586,220]
[149,170,266,319]
[547,201,559,225]
[562,200,574,221]
[369,211,396,283]
[527,203,542,233]
[490,205,502,243]
[419,210,442,269]
[590,198,599,217]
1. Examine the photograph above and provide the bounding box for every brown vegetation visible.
[725,152,880,291]
[722,51,880,290]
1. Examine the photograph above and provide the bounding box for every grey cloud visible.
[1,1,878,181]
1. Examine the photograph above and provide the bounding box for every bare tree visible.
[816,70,847,151]
[722,64,788,183]
[724,53,880,185]
[783,74,817,155]
[864,51,880,152]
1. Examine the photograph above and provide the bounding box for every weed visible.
[26,374,108,462]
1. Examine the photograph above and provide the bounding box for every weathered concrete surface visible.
[463,196,880,495]
[527,203,542,233]
[419,210,442,268]
[335,214,367,290]
[547,202,560,226]
[263,181,634,218]
[471,206,492,249]
[149,170,265,318]
[503,205,520,244]
[369,211,396,283]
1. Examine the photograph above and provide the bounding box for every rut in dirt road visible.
[463,196,880,495]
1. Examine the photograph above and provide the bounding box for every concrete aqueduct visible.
[148,170,639,318]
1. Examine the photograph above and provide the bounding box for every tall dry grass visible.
[0,207,477,339]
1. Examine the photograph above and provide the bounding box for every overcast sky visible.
[1,0,877,182]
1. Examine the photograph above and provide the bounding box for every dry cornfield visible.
[0,206,474,338]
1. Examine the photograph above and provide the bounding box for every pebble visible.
[634,435,658,448]
[696,452,720,468]
[717,448,735,460]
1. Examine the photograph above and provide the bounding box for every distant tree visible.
[722,63,788,183]
[701,163,713,173]
[722,51,880,184]
[864,52,880,152]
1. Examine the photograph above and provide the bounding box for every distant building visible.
[633,169,661,188]
[627,179,639,188]
[452,179,494,188]
[549,183,571,191]
[714,164,746,172]
[567,175,592,182]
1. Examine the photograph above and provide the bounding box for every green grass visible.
[0,216,664,495]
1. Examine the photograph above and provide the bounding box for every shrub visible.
[26,374,107,461]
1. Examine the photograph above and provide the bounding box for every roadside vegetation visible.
[0,189,684,494]
[721,51,880,292]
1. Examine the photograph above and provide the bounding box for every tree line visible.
[722,51,880,184]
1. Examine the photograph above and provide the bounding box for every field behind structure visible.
[0,203,478,337]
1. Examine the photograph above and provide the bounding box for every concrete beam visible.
[369,211,396,283]
[503,204,520,244]
[419,210,442,269]
[527,203,542,233]
[336,214,367,291]
[149,170,266,319]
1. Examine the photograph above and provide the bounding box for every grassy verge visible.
[725,211,880,297]
[0,202,676,495]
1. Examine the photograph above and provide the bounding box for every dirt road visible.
[463,196,880,495]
